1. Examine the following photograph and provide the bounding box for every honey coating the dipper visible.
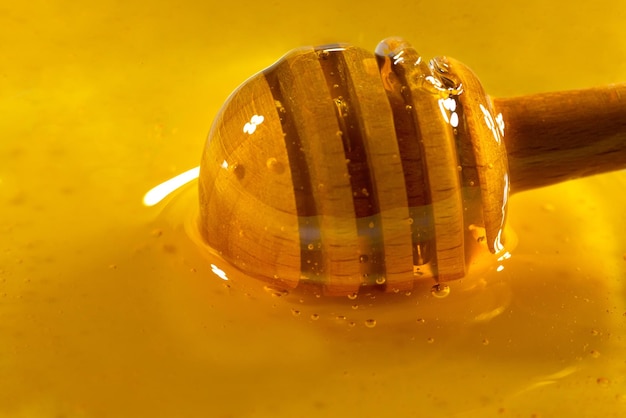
[198,37,626,296]
[198,37,511,295]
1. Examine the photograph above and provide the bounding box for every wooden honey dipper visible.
[198,37,626,296]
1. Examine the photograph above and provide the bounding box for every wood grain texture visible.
[270,47,362,295]
[198,74,301,288]
[445,57,509,254]
[198,38,626,295]
[494,84,626,193]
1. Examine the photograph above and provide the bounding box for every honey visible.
[1,1,625,417]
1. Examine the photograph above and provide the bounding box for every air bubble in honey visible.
[263,285,289,298]
[266,157,285,174]
[431,283,451,298]
[232,163,245,180]
[274,99,284,109]
[364,319,377,328]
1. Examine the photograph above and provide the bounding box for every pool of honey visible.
[1,1,625,417]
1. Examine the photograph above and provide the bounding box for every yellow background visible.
[1,1,625,417]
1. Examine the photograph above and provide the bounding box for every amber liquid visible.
[1,1,625,416]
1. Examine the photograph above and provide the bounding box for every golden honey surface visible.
[1,1,625,417]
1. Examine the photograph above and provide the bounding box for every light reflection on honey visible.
[1,1,625,417]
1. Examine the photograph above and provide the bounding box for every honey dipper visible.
[197,37,626,296]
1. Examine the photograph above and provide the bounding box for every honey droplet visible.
[431,283,451,298]
[364,319,377,328]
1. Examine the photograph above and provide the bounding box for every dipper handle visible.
[494,84,626,193]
